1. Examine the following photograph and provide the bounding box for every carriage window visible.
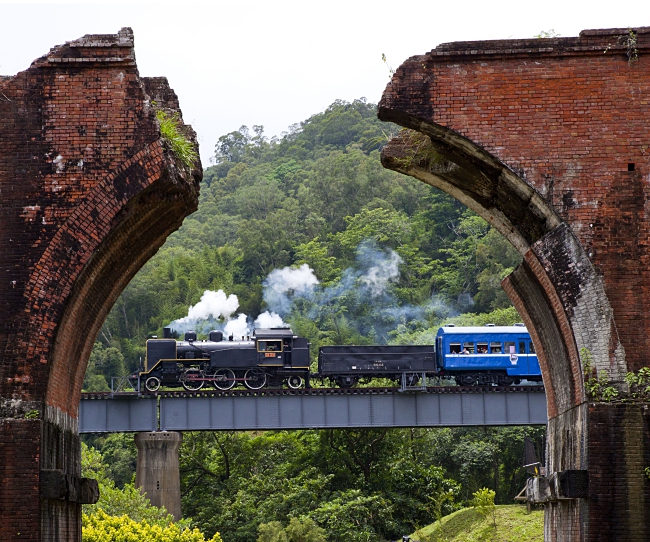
[477,342,488,353]
[449,343,461,354]
[490,342,502,353]
[519,341,527,354]
[505,341,516,354]
[463,342,474,354]
[530,342,535,353]
[258,340,282,352]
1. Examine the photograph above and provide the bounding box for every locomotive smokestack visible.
[163,327,172,339]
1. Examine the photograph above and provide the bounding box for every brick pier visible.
[0,29,200,540]
[379,27,650,540]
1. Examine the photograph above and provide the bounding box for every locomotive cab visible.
[252,328,310,389]
[254,328,309,369]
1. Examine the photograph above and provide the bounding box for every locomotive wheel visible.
[213,369,236,390]
[181,370,204,391]
[287,375,303,389]
[244,368,266,390]
[145,376,161,392]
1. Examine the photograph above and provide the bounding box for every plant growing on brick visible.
[391,128,445,172]
[604,28,638,65]
[156,110,198,169]
[581,348,618,402]
[624,367,650,400]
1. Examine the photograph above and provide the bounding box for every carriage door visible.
[518,338,530,374]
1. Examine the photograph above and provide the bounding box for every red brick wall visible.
[380,27,650,373]
[0,29,200,541]
[587,403,650,539]
[379,27,650,542]
[0,419,42,541]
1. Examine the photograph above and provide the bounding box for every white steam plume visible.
[177,289,239,323]
[263,264,319,315]
[359,249,402,297]
[224,313,250,339]
[255,311,286,329]
[169,289,243,336]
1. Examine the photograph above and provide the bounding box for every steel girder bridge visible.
[79,386,547,433]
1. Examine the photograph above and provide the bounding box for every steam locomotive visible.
[138,324,542,392]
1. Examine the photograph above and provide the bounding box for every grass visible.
[411,505,543,542]
[156,109,198,168]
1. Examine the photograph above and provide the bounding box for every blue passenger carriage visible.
[435,324,542,386]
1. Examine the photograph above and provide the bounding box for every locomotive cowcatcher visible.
[139,327,310,392]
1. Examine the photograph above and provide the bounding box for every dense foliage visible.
[84,98,521,389]
[82,98,543,541]
[82,510,222,542]
[81,442,221,541]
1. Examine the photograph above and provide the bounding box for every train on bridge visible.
[137,324,542,392]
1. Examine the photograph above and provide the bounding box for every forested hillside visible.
[82,99,544,542]
[84,99,521,388]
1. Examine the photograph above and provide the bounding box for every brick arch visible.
[0,29,201,541]
[41,141,199,417]
[378,117,625,418]
[378,100,621,542]
[378,28,650,540]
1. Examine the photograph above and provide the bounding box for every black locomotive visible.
[140,327,310,392]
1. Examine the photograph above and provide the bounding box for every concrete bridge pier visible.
[135,432,183,521]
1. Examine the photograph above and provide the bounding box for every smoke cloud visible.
[167,240,456,344]
[179,289,239,322]
[224,313,249,339]
[262,263,319,316]
[255,311,285,329]
[356,242,402,297]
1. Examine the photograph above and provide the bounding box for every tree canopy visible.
[82,98,541,542]
[85,98,522,388]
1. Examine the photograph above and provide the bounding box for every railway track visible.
[81,384,545,400]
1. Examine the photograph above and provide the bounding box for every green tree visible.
[472,487,497,529]
[310,490,395,542]
[258,517,326,542]
[82,509,222,542]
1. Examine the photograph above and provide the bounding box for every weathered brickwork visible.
[379,27,650,541]
[0,419,42,541]
[0,29,200,541]
[587,403,650,540]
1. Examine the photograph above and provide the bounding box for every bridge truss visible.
[79,386,547,433]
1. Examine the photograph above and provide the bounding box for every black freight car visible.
[318,344,437,389]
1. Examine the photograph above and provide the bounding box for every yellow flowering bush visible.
[82,510,222,542]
